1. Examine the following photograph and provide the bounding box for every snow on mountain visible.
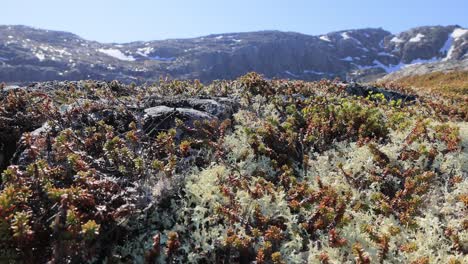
[319,35,331,42]
[98,48,135,61]
[409,33,425,42]
[284,70,299,77]
[136,46,154,56]
[452,28,468,39]
[150,55,175,62]
[440,35,454,54]
[35,52,45,61]
[443,28,468,61]
[390,36,405,43]
[355,56,446,74]
[341,32,352,40]
[378,51,395,57]
[303,70,326,75]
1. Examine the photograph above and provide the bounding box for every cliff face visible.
[0,25,466,83]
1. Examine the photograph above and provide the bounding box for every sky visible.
[2,0,467,43]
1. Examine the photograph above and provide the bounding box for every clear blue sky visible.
[2,0,467,43]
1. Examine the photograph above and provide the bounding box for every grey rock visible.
[345,83,416,102]
[144,97,239,119]
[142,97,238,136]
[143,106,215,135]
[379,59,468,81]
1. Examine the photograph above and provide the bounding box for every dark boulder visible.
[142,97,239,136]
[144,97,238,119]
[345,83,416,102]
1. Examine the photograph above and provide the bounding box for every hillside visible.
[380,70,468,98]
[0,74,466,263]
[0,25,467,83]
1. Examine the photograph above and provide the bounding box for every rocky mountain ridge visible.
[0,25,466,83]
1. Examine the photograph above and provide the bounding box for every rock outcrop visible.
[345,83,416,102]
[143,97,239,136]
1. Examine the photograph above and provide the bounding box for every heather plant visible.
[0,74,466,263]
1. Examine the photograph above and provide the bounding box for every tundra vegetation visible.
[0,73,466,263]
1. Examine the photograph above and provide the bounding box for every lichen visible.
[0,74,466,262]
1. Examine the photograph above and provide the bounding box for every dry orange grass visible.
[390,71,468,98]
[377,71,468,121]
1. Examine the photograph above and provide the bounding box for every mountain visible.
[0,25,466,83]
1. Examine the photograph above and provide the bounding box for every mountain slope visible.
[0,25,466,83]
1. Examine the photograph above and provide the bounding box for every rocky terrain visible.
[0,75,467,263]
[380,58,468,81]
[0,25,467,83]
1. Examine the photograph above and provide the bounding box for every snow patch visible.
[409,33,425,42]
[284,71,299,77]
[409,57,439,64]
[378,52,396,57]
[372,60,405,73]
[150,55,175,62]
[35,52,45,61]
[442,28,468,61]
[440,36,453,54]
[452,28,468,39]
[341,32,351,40]
[98,48,135,61]
[55,48,71,56]
[320,35,331,42]
[136,46,154,57]
[390,36,405,43]
[303,70,325,75]
[340,56,353,62]
[355,57,440,73]
[340,32,366,48]
[378,39,385,48]
[39,45,71,57]
[40,45,50,51]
